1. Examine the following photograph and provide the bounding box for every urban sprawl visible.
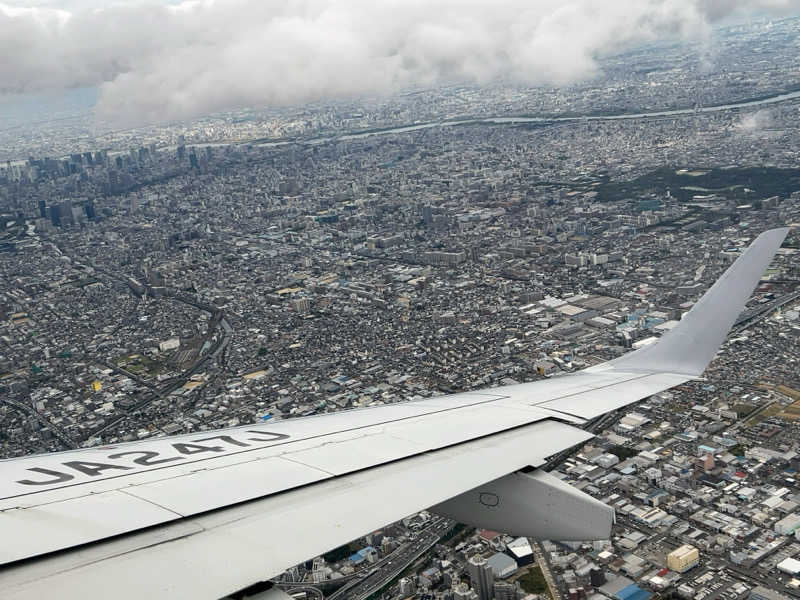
[1,16,800,600]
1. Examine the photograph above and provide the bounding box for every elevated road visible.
[324,518,454,600]
[734,290,800,331]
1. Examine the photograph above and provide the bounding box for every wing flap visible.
[0,490,181,565]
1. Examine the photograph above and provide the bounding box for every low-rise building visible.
[667,545,699,573]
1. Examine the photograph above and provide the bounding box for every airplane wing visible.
[0,228,789,600]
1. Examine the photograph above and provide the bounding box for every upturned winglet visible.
[602,227,790,376]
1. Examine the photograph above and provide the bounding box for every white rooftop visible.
[778,557,800,575]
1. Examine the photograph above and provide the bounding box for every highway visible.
[734,290,800,331]
[284,586,323,600]
[325,518,455,600]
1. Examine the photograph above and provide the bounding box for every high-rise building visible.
[453,583,479,600]
[702,453,715,471]
[423,205,433,226]
[467,555,495,600]
[49,204,61,227]
[38,200,47,219]
[59,199,74,226]
[71,205,84,225]
[84,200,96,221]
[565,253,587,267]
[291,298,311,313]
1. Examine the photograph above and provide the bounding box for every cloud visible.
[1,0,799,126]
[736,108,774,132]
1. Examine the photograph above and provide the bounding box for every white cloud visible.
[1,0,799,125]
[736,108,774,132]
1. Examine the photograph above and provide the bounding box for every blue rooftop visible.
[616,584,652,600]
[349,546,376,563]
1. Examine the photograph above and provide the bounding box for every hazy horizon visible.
[3,0,800,128]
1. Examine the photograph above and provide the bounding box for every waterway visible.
[7,89,800,164]
[294,88,800,145]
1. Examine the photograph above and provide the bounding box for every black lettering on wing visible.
[172,442,225,455]
[246,430,290,443]
[107,450,184,466]
[16,467,75,486]
[193,435,250,448]
[63,461,134,477]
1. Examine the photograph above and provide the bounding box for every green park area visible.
[517,565,550,597]
[115,353,163,377]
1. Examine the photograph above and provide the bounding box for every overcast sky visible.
[2,0,800,126]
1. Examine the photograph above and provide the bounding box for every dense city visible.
[1,14,800,600]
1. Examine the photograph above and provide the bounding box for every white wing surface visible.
[0,228,789,599]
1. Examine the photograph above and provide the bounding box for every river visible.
[286,88,800,146]
[6,88,800,164]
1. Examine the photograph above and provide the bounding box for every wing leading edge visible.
[0,228,789,599]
